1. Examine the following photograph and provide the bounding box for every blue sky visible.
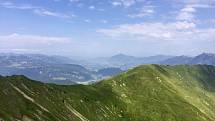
[0,0,215,57]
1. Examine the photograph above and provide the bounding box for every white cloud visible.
[176,11,195,21]
[88,5,95,10]
[181,7,196,12]
[170,0,215,9]
[0,33,71,45]
[0,1,38,10]
[100,20,108,23]
[174,0,215,23]
[0,1,73,19]
[97,21,215,42]
[128,6,155,18]
[172,0,215,5]
[174,21,196,29]
[111,0,143,8]
[0,48,42,53]
[33,9,72,18]
[112,0,136,7]
[176,6,196,21]
[112,1,122,7]
[84,19,91,23]
[188,4,214,8]
[0,33,74,55]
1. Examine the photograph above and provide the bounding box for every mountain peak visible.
[111,53,134,58]
[198,53,215,57]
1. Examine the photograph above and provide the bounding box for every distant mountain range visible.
[189,53,215,65]
[1,53,215,84]
[108,54,173,68]
[160,56,193,65]
[83,53,215,70]
[0,53,76,65]
[0,65,215,120]
[161,53,215,65]
[82,54,173,70]
[0,53,97,85]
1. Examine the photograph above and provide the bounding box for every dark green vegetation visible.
[0,65,215,121]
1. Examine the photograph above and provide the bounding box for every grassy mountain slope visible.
[0,65,215,121]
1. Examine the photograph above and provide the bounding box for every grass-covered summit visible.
[0,65,215,121]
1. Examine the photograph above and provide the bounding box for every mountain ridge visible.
[161,53,215,66]
[0,64,215,121]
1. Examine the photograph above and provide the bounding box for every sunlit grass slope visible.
[0,65,215,121]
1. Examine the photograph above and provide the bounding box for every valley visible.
[1,53,215,85]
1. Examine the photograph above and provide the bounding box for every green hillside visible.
[0,65,215,121]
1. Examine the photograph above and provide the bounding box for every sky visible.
[0,0,215,57]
